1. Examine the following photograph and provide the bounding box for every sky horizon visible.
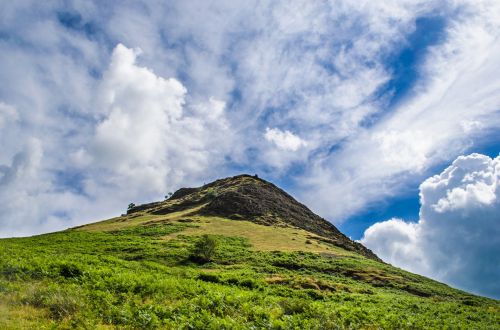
[0,1,499,299]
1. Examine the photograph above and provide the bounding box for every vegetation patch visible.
[1,226,497,329]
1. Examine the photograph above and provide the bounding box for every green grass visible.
[0,217,498,329]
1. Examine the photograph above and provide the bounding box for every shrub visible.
[0,279,9,293]
[0,264,22,280]
[198,273,220,283]
[238,278,260,289]
[191,235,218,263]
[206,188,218,199]
[58,263,83,279]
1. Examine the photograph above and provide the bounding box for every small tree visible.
[191,234,218,263]
[165,192,173,200]
[128,203,136,210]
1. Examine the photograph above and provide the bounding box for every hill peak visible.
[128,174,380,261]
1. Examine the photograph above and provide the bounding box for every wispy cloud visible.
[300,1,500,221]
[0,0,500,245]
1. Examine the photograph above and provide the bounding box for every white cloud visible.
[361,153,500,298]
[301,0,500,221]
[89,44,186,193]
[0,42,232,237]
[0,139,49,237]
[84,43,231,200]
[0,102,19,129]
[261,127,310,170]
[360,219,424,269]
[0,139,43,187]
[264,127,307,151]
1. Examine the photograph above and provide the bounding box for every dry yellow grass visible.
[165,215,355,255]
[0,296,113,330]
[0,301,52,329]
[75,206,356,255]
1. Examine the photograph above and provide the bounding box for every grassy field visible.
[0,212,498,329]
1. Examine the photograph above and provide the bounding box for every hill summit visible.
[128,174,379,261]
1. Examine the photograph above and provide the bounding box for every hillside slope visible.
[127,174,379,260]
[0,175,498,329]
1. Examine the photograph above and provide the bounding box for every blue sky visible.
[0,1,499,299]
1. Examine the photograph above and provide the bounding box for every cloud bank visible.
[0,3,499,301]
[361,153,500,299]
[0,42,230,237]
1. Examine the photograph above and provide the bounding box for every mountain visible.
[127,174,379,261]
[0,175,498,329]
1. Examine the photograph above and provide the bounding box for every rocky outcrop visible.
[169,187,199,200]
[126,174,381,261]
[198,175,380,261]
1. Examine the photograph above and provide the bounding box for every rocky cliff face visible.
[128,174,380,261]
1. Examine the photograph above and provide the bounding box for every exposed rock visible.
[198,175,380,261]
[169,187,199,200]
[127,201,163,214]
[126,174,381,261]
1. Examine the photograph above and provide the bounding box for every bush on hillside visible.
[191,235,218,263]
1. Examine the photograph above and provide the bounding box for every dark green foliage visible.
[57,263,83,279]
[111,222,191,237]
[198,273,220,283]
[128,203,136,210]
[280,298,310,315]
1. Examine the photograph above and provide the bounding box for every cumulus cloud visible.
[0,42,231,237]
[88,44,186,193]
[361,153,500,298]
[82,43,232,208]
[0,139,42,187]
[264,127,307,151]
[261,127,310,171]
